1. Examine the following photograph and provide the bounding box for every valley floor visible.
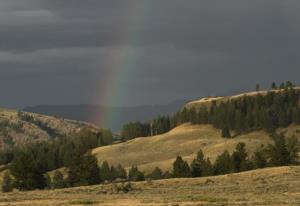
[0,166,300,206]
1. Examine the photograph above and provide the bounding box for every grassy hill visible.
[0,166,299,205]
[92,87,300,174]
[0,108,99,149]
[185,87,300,110]
[92,123,300,174]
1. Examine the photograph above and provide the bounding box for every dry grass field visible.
[91,123,299,174]
[0,166,299,206]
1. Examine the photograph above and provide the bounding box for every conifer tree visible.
[128,166,145,181]
[100,161,111,182]
[213,151,233,175]
[172,156,191,178]
[267,134,299,166]
[115,164,127,179]
[190,150,205,177]
[67,153,100,187]
[221,127,231,138]
[252,147,267,169]
[232,143,251,172]
[10,148,47,190]
[271,82,277,90]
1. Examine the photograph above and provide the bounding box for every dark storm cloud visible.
[0,0,300,108]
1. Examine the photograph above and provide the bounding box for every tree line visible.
[3,132,298,192]
[0,128,114,167]
[171,133,299,178]
[121,82,300,140]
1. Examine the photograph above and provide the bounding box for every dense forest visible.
[122,82,300,140]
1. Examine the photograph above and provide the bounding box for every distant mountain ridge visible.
[24,100,188,131]
[0,109,99,150]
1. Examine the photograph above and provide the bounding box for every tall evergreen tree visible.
[128,166,145,181]
[267,134,299,166]
[67,153,100,187]
[190,150,205,177]
[115,164,127,179]
[271,82,277,90]
[232,143,251,172]
[100,161,111,182]
[252,146,267,169]
[172,156,191,178]
[221,127,231,138]
[10,148,47,190]
[213,151,233,175]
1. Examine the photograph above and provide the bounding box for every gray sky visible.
[0,0,300,108]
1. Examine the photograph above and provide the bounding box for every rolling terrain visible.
[0,109,99,149]
[92,123,300,174]
[0,166,299,205]
[92,88,300,174]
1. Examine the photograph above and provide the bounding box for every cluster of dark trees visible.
[2,149,145,192]
[170,133,299,178]
[0,128,114,166]
[122,82,300,140]
[1,132,299,192]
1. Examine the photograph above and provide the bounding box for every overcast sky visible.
[1,0,300,108]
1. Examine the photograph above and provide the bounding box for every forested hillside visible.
[121,83,300,140]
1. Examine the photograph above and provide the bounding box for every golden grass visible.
[0,166,299,205]
[92,123,275,173]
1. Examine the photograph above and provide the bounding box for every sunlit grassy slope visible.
[92,123,296,173]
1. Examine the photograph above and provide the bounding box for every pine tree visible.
[252,147,267,169]
[1,171,13,193]
[267,134,299,166]
[128,166,144,181]
[271,82,277,90]
[115,164,127,180]
[202,158,213,177]
[172,156,191,178]
[52,171,66,189]
[213,151,233,175]
[190,150,205,177]
[232,143,251,172]
[100,161,111,182]
[67,153,100,187]
[10,148,47,190]
[221,127,231,138]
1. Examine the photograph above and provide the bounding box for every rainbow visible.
[93,1,150,130]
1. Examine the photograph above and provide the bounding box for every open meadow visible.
[0,166,299,206]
